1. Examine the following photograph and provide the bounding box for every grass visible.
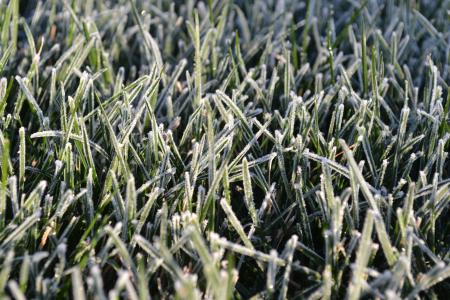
[0,0,449,298]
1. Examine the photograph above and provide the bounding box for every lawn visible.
[0,0,450,299]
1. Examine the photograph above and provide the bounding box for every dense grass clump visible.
[0,0,450,298]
